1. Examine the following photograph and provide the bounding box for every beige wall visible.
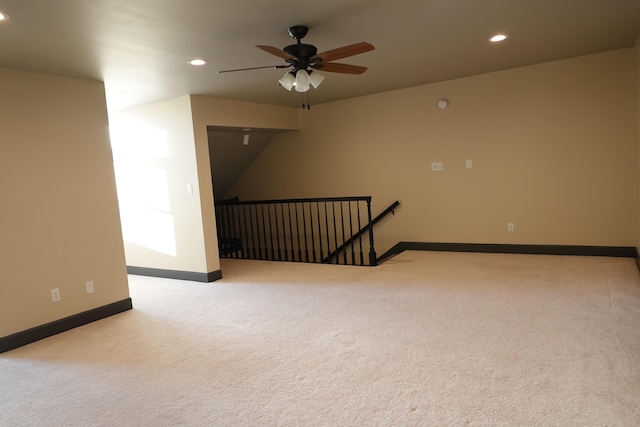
[228,49,638,255]
[636,36,640,254]
[189,96,299,273]
[110,95,299,276]
[109,96,211,274]
[0,68,130,338]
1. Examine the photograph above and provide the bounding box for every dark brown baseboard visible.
[378,242,639,267]
[0,298,133,354]
[126,266,222,282]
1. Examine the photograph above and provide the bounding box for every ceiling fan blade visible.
[312,62,368,75]
[311,42,374,62]
[256,45,298,60]
[218,64,291,73]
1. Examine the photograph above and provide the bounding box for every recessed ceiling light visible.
[189,59,207,66]
[0,11,9,21]
[489,34,508,42]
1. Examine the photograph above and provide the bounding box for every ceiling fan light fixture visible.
[489,34,508,42]
[309,71,325,89]
[222,26,374,100]
[279,72,296,91]
[0,11,9,21]
[294,69,311,92]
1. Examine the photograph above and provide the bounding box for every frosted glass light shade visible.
[279,72,295,91]
[294,69,311,92]
[309,71,324,89]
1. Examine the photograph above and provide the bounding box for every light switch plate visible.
[85,280,95,294]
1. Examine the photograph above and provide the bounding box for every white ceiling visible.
[1,0,639,112]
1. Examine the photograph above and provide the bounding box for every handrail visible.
[323,201,400,264]
[217,195,372,205]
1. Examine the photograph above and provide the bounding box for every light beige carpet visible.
[2,251,640,426]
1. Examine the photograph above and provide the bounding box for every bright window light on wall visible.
[109,118,178,257]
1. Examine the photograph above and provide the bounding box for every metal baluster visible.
[348,201,355,265]
[220,206,226,257]
[232,205,238,258]
[251,204,258,260]
[302,202,309,262]
[242,205,251,259]
[238,205,244,258]
[324,201,330,263]
[281,203,288,261]
[255,204,261,259]
[316,201,323,262]
[215,205,221,256]
[255,204,259,259]
[223,205,230,257]
[267,203,275,261]
[258,204,265,260]
[232,204,239,258]
[260,204,269,260]
[357,201,364,265]
[274,203,281,261]
[340,202,346,265]
[295,202,302,262]
[288,203,295,261]
[247,205,257,259]
[332,202,338,264]
[309,202,317,263]
[228,204,235,258]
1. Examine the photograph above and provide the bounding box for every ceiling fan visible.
[218,25,375,94]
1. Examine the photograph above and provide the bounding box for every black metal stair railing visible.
[323,200,399,264]
[215,196,378,266]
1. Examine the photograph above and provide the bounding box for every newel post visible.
[366,199,377,266]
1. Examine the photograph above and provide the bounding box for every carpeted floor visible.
[2,251,640,426]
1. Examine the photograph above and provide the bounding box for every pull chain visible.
[301,90,312,110]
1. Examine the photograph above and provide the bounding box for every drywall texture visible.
[208,130,276,201]
[109,96,211,274]
[636,37,640,254]
[189,96,299,273]
[228,49,638,255]
[110,96,300,276]
[0,68,130,338]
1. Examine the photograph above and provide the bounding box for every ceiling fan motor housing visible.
[284,43,317,64]
[285,25,318,70]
